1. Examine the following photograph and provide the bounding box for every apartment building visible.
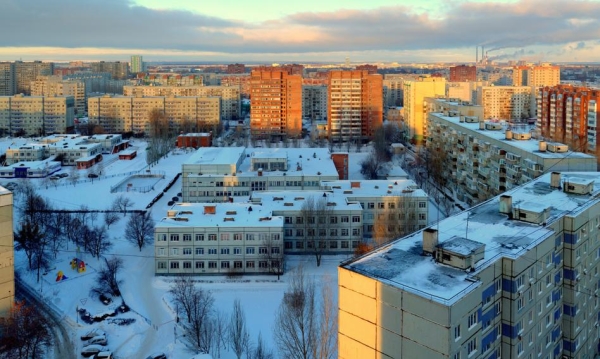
[135,73,203,86]
[130,55,145,74]
[302,84,328,122]
[154,203,284,275]
[427,110,596,205]
[446,81,489,103]
[90,61,129,80]
[0,62,16,96]
[250,69,302,139]
[383,75,405,108]
[513,63,560,87]
[181,147,339,203]
[328,70,383,142]
[0,159,61,179]
[87,95,220,134]
[476,86,535,121]
[403,76,446,144]
[0,94,75,136]
[340,171,600,359]
[218,74,250,98]
[30,76,86,115]
[0,187,14,316]
[14,61,55,95]
[355,64,377,74]
[250,190,364,254]
[536,85,600,158]
[450,65,477,82]
[226,63,246,74]
[321,180,428,240]
[123,85,240,121]
[64,72,127,95]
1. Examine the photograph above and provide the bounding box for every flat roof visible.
[430,113,596,160]
[321,179,428,198]
[342,171,600,304]
[155,202,284,228]
[250,190,363,212]
[184,147,245,166]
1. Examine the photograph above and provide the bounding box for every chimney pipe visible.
[476,46,479,64]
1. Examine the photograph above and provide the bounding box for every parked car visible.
[146,353,167,359]
[81,329,106,341]
[86,334,107,346]
[88,173,99,178]
[58,173,69,178]
[177,192,182,197]
[49,175,60,180]
[172,196,179,201]
[93,352,113,359]
[81,344,107,357]
[167,201,174,206]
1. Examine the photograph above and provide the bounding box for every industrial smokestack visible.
[476,46,479,64]
[481,46,485,63]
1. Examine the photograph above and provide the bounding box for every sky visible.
[0,0,599,63]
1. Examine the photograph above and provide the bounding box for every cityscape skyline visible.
[0,0,599,63]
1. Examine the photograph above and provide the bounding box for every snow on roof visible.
[439,236,485,256]
[184,147,246,166]
[155,202,284,228]
[321,179,427,198]
[1,160,61,170]
[343,171,600,304]
[564,176,594,186]
[179,133,211,137]
[431,113,595,159]
[250,190,362,212]
[38,134,102,150]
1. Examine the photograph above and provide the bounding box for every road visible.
[15,280,77,359]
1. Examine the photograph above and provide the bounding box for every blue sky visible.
[0,0,598,63]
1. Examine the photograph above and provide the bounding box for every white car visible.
[81,329,106,341]
[81,344,107,357]
[86,334,107,346]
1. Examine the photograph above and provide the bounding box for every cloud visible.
[0,0,599,59]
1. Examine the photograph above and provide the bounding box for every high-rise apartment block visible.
[302,84,328,122]
[14,61,55,95]
[64,72,127,95]
[30,76,86,115]
[476,86,535,120]
[446,81,489,103]
[130,55,145,74]
[537,85,600,157]
[0,186,14,317]
[513,63,560,87]
[0,62,16,96]
[135,73,203,86]
[123,85,240,121]
[88,95,220,134]
[403,76,446,143]
[226,63,246,74]
[339,171,600,359]
[450,65,477,82]
[250,69,302,138]
[327,70,383,141]
[355,64,377,74]
[90,61,129,80]
[383,75,407,108]
[0,94,75,136]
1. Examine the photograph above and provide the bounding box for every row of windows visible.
[284,228,361,237]
[284,240,359,249]
[157,233,281,242]
[157,246,280,256]
[284,215,361,224]
[365,201,427,209]
[158,260,279,270]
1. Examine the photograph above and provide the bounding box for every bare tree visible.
[228,299,250,359]
[186,287,215,353]
[315,275,337,359]
[0,301,52,359]
[212,309,229,358]
[86,226,113,259]
[103,210,120,229]
[359,153,385,180]
[68,166,80,186]
[91,256,124,297]
[169,277,197,323]
[46,212,68,258]
[15,220,50,283]
[301,196,332,267]
[252,332,274,359]
[259,235,284,279]
[112,195,134,216]
[124,211,155,251]
[372,196,421,247]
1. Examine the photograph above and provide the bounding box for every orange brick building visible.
[226,63,246,74]
[177,133,212,148]
[355,64,378,74]
[537,85,600,156]
[327,70,383,142]
[331,152,349,180]
[449,65,477,82]
[250,69,302,139]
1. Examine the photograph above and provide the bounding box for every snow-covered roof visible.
[184,147,246,166]
[430,113,595,159]
[342,171,600,304]
[0,160,61,170]
[250,190,362,212]
[155,202,284,229]
[439,236,485,256]
[321,179,427,198]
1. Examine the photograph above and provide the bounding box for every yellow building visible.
[512,63,560,87]
[0,94,75,136]
[31,76,86,115]
[0,187,14,317]
[476,86,535,121]
[403,76,446,144]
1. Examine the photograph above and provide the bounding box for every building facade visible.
[30,76,86,115]
[513,63,560,87]
[90,61,129,80]
[130,55,145,74]
[450,65,477,82]
[427,111,596,205]
[14,61,55,95]
[302,84,328,122]
[250,69,303,139]
[339,171,600,359]
[403,76,446,144]
[0,62,16,96]
[476,86,535,121]
[0,187,14,317]
[0,94,75,136]
[536,85,600,158]
[154,203,284,275]
[87,95,220,134]
[328,70,383,142]
[123,85,240,121]
[227,63,246,74]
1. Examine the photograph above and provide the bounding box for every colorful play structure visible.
[56,258,87,281]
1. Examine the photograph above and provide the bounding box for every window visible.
[183,234,192,241]
[158,234,167,242]
[221,261,230,269]
[467,338,477,355]
[195,261,204,269]
[341,241,349,248]
[195,248,204,255]
[296,241,304,249]
[170,234,180,242]
[341,229,349,236]
[246,261,255,268]
[195,234,205,241]
[296,229,304,237]
[220,233,230,241]
[330,229,338,237]
[419,201,427,208]
[271,247,280,254]
[246,233,255,241]
[183,261,192,269]
[517,297,524,312]
[221,248,230,255]
[468,311,478,328]
[157,248,166,256]
[208,248,217,255]
[259,261,268,268]
[183,248,192,255]
[378,203,384,209]
[208,234,217,241]
[234,233,242,241]
[246,247,255,254]
[271,233,281,241]
[352,216,361,223]
[208,261,217,268]
[419,213,426,221]
[516,274,525,289]
[234,248,241,255]
[330,216,338,224]
[352,228,360,236]
[368,202,374,209]
[259,247,268,254]
[285,216,292,224]
[171,248,179,256]
[170,261,179,269]
[454,325,461,339]
[341,216,349,223]
[158,261,167,269]
[234,261,242,268]
[329,241,338,249]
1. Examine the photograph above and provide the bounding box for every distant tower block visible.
[345,57,350,68]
